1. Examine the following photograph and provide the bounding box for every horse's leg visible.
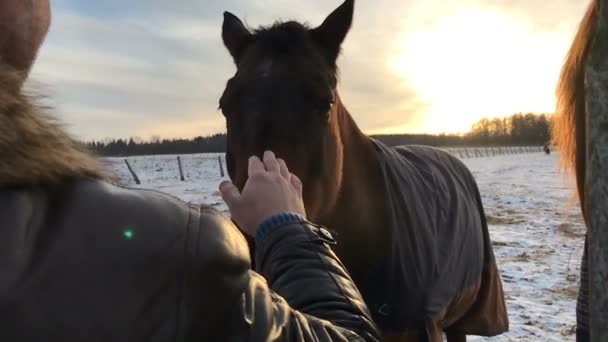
[445,331,466,342]
[425,320,443,342]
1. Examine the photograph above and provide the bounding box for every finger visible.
[263,150,280,174]
[290,173,303,197]
[277,158,290,180]
[219,180,241,210]
[248,155,265,177]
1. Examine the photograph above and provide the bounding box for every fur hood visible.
[0,63,105,187]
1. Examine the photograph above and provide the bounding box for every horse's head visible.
[219,0,354,221]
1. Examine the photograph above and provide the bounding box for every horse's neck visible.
[325,101,390,282]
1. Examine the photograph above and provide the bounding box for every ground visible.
[103,150,586,342]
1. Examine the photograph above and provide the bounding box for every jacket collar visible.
[0,63,105,187]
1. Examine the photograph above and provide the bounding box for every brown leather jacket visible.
[0,65,380,341]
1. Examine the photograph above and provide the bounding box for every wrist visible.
[255,212,307,244]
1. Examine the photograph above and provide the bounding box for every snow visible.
[462,152,585,342]
[103,150,585,341]
[102,153,230,211]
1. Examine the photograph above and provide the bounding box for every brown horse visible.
[218,1,508,340]
[553,0,598,340]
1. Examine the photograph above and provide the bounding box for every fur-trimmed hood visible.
[0,63,105,186]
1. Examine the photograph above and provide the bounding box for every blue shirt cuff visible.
[255,212,307,244]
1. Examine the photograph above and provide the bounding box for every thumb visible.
[219,181,241,210]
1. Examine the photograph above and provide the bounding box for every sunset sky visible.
[29,0,589,140]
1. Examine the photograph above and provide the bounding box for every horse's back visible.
[371,141,508,337]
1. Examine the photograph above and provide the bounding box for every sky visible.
[28,0,590,141]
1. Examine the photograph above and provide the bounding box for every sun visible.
[386,8,569,134]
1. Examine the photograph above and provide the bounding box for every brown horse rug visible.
[361,139,508,336]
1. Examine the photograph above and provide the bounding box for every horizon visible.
[84,112,556,143]
[28,0,587,141]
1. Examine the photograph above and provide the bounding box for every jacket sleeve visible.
[189,208,381,342]
[248,220,381,341]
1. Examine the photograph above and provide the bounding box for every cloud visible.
[26,0,589,139]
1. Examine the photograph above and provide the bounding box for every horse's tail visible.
[553,0,598,221]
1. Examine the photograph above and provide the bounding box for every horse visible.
[553,0,598,340]
[218,1,508,340]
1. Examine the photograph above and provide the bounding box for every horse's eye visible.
[318,102,332,122]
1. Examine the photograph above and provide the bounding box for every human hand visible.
[219,150,306,237]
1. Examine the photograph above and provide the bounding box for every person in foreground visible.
[0,0,381,341]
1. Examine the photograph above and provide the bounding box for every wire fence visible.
[106,146,548,185]
[441,145,547,159]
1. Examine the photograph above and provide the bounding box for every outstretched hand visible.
[219,151,306,237]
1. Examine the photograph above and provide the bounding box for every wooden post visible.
[124,159,141,185]
[218,155,225,177]
[585,0,608,338]
[177,156,185,181]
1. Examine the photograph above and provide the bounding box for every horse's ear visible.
[222,12,252,63]
[311,0,354,64]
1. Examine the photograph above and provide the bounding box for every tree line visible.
[86,113,553,157]
[85,134,226,157]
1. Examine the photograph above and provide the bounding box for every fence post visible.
[585,0,608,338]
[124,159,141,185]
[177,156,185,181]
[218,155,225,177]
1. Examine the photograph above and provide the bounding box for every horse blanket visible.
[361,140,508,335]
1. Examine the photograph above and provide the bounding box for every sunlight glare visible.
[388,8,569,134]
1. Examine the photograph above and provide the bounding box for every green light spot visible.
[123,230,134,239]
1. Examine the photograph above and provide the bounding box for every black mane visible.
[252,21,314,54]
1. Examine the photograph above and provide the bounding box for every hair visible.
[553,0,598,219]
[253,22,313,52]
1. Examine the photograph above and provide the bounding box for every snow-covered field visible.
[103,150,586,341]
